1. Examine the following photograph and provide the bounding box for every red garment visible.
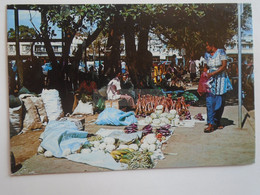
[197,72,210,96]
[78,81,97,95]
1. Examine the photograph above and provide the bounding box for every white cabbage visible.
[118,144,128,149]
[99,143,107,150]
[140,143,149,150]
[129,144,139,151]
[150,113,157,119]
[170,109,177,115]
[37,146,45,154]
[156,105,163,110]
[148,144,156,152]
[105,144,116,152]
[104,137,115,145]
[144,116,152,124]
[144,134,157,144]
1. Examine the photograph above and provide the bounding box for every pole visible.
[238,3,243,128]
[14,7,23,87]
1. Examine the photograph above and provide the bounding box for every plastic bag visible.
[96,98,105,112]
[9,95,22,108]
[9,106,23,137]
[197,72,210,96]
[72,100,94,115]
[95,107,137,126]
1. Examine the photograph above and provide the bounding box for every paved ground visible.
[11,104,255,176]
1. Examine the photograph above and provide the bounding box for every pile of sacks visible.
[9,89,64,135]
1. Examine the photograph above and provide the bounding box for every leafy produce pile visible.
[172,91,199,105]
[181,91,199,102]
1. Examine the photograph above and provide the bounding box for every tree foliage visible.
[8,25,37,39]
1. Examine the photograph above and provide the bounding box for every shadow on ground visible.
[220,118,235,128]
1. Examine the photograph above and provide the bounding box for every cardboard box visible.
[105,100,119,109]
[67,116,85,131]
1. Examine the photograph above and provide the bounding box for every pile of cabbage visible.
[138,107,180,127]
[84,133,162,154]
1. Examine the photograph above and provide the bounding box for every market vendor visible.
[203,40,233,133]
[72,73,98,112]
[106,72,135,110]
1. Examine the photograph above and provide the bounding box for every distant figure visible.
[121,61,128,74]
[189,58,197,82]
[180,45,186,67]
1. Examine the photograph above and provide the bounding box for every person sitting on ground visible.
[106,72,135,110]
[72,73,98,112]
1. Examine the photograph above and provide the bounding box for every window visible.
[9,45,15,52]
[53,46,59,52]
[35,45,46,52]
[22,45,30,52]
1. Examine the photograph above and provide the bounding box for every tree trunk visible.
[124,15,138,86]
[136,15,153,87]
[105,14,124,79]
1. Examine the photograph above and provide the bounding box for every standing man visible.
[180,45,186,68]
[203,40,233,133]
[189,58,197,83]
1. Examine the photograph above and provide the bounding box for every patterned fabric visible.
[204,49,233,95]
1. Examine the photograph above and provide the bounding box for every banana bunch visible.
[110,149,135,164]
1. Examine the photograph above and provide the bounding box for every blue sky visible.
[7,9,61,38]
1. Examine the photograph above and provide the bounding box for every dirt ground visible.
[10,104,255,176]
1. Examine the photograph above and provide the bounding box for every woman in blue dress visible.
[204,41,233,133]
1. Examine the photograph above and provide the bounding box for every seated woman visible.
[72,73,98,112]
[107,72,135,110]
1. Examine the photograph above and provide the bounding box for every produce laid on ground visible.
[55,123,173,170]
[172,91,199,103]
[135,94,176,115]
[135,94,192,121]
[137,102,191,127]
[193,113,205,121]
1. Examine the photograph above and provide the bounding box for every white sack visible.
[72,100,94,115]
[41,89,64,121]
[21,97,43,133]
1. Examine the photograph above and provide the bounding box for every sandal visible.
[204,124,215,133]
